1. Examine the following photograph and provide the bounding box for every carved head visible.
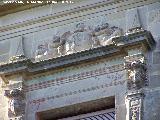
[37,44,48,50]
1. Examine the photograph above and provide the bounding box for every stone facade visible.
[0,0,159,120]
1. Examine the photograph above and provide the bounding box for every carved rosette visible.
[125,55,147,90]
[4,87,25,120]
[126,92,144,120]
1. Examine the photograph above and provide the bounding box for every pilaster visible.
[125,47,147,120]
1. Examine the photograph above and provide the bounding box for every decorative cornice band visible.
[28,79,126,105]
[25,64,125,92]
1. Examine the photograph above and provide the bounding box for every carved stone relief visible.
[4,88,25,119]
[125,60,147,90]
[35,43,49,61]
[126,92,144,120]
[35,21,123,61]
[66,22,93,54]
[3,78,25,120]
[92,23,123,46]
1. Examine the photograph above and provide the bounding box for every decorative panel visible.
[60,109,115,120]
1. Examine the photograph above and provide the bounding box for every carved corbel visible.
[126,92,144,120]
[125,54,147,90]
[4,85,25,120]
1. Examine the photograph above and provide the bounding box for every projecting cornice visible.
[0,30,155,83]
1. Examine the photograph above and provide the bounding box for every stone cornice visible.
[0,30,155,81]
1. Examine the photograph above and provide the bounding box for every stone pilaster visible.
[126,92,144,120]
[125,53,147,120]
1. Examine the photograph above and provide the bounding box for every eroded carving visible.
[35,43,49,61]
[125,59,147,90]
[34,22,123,60]
[66,23,93,54]
[4,88,25,119]
[92,23,123,46]
[127,93,144,120]
[49,35,63,57]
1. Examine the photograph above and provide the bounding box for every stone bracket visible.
[124,54,148,90]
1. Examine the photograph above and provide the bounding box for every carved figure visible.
[126,60,147,89]
[35,43,49,61]
[49,35,62,57]
[59,31,72,55]
[66,23,93,54]
[93,23,123,46]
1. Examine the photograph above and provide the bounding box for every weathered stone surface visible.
[153,51,160,64]
[149,75,160,88]
[144,90,160,120]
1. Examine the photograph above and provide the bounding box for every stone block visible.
[144,90,160,120]
[149,75,160,88]
[115,104,126,120]
[153,51,160,64]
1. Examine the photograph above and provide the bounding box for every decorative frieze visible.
[28,79,126,108]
